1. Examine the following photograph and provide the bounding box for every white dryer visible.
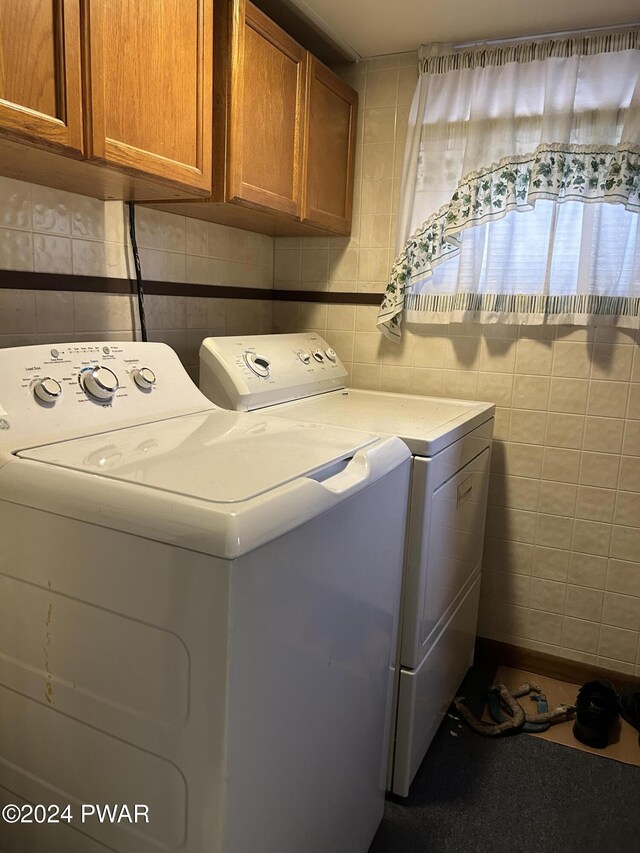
[200,333,495,797]
[0,341,411,853]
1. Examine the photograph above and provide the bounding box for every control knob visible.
[34,377,62,404]
[325,348,337,362]
[82,365,119,402]
[132,367,157,390]
[244,351,270,378]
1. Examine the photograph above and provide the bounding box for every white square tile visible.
[529,578,566,614]
[552,340,592,378]
[533,547,569,581]
[618,456,640,491]
[582,417,625,454]
[606,559,640,597]
[0,176,31,230]
[135,207,185,253]
[602,592,640,631]
[35,291,74,334]
[575,486,616,523]
[591,344,634,381]
[541,447,580,483]
[33,234,72,274]
[579,452,620,489]
[536,514,573,550]
[71,196,105,241]
[614,492,640,528]
[31,186,72,235]
[569,553,608,589]
[562,616,600,654]
[363,106,396,144]
[0,289,36,334]
[572,518,611,557]
[0,227,33,271]
[587,380,629,418]
[73,292,108,333]
[598,624,638,662]
[538,481,575,516]
[549,378,589,413]
[526,609,563,645]
[72,240,106,276]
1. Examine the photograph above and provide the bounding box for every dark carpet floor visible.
[369,661,640,853]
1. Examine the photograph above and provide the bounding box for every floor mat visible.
[485,665,640,767]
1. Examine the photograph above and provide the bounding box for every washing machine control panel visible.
[200,333,348,412]
[0,341,212,457]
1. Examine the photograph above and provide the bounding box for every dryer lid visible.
[270,389,495,456]
[17,409,379,503]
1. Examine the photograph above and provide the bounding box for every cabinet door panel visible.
[85,0,212,194]
[228,1,305,217]
[0,0,83,153]
[303,57,356,234]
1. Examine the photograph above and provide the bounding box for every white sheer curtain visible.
[378,31,640,340]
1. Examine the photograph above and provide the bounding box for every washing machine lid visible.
[8,408,410,559]
[269,389,495,456]
[16,409,379,503]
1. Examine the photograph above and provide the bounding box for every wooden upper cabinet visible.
[226,1,306,217]
[146,0,358,234]
[0,0,83,154]
[302,56,357,234]
[83,0,213,194]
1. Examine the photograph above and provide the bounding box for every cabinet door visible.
[84,0,213,194]
[227,1,306,218]
[0,0,83,154]
[303,56,357,234]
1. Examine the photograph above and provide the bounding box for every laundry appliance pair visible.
[0,340,410,853]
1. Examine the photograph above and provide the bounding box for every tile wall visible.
[274,52,640,676]
[0,177,274,381]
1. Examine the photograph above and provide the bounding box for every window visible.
[378,31,640,340]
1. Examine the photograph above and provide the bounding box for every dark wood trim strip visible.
[0,270,272,300]
[475,637,640,690]
[0,270,382,305]
[0,270,136,294]
[273,289,381,305]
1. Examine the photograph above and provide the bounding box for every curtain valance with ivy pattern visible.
[378,30,640,340]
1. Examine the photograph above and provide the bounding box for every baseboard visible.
[475,637,640,690]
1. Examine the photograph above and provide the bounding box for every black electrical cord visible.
[127,201,148,342]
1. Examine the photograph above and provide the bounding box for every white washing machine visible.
[200,333,495,797]
[0,340,411,853]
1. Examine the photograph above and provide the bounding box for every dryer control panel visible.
[200,334,348,411]
[0,342,213,462]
